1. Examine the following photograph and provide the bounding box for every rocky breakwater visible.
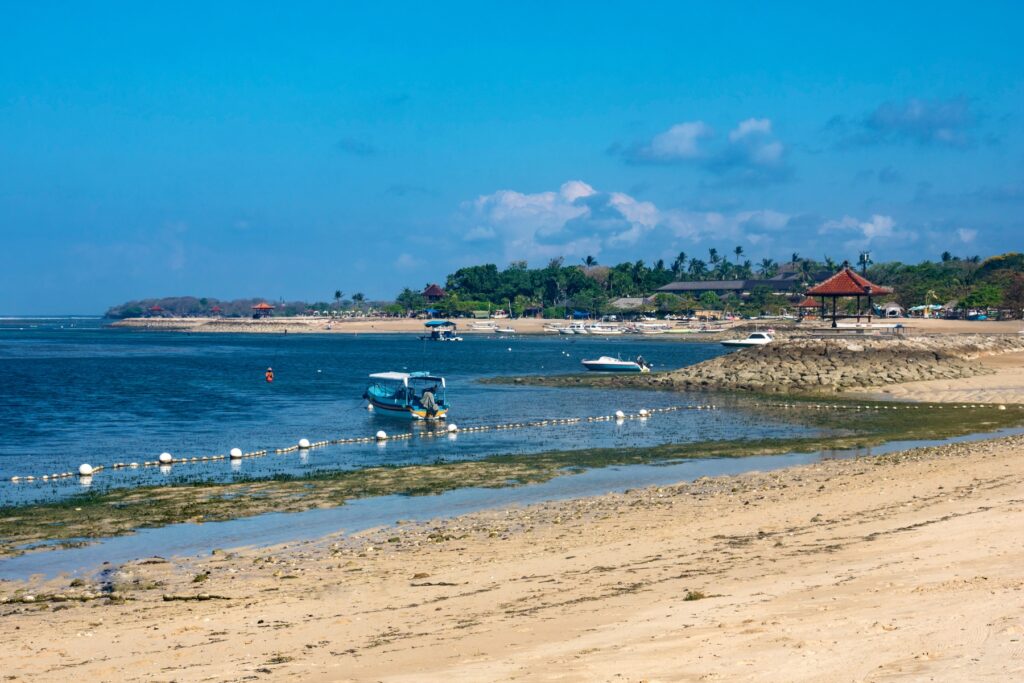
[652,334,1024,393]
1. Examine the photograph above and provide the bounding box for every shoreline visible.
[2,397,1021,559]
[4,431,1023,681]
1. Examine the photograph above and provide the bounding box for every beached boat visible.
[420,320,463,341]
[721,331,774,347]
[580,355,651,373]
[587,324,624,335]
[363,371,449,420]
[469,321,497,331]
[495,326,516,334]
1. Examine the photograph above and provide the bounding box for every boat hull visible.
[581,361,647,373]
[367,396,448,420]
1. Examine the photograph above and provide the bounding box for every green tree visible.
[733,245,744,264]
[699,291,720,309]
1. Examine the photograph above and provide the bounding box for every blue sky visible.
[2,2,1022,313]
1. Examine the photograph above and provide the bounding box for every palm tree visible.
[758,258,777,278]
[823,255,836,271]
[688,258,708,280]
[582,255,598,267]
[941,251,953,263]
[791,252,801,265]
[733,245,744,264]
[351,292,365,308]
[671,251,688,278]
[708,247,720,267]
[334,290,343,310]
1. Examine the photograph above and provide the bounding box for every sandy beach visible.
[3,431,1024,682]
[110,315,1024,336]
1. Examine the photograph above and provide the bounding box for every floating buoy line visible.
[4,401,1015,486]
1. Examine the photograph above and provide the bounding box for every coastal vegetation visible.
[2,398,1021,558]
[104,251,1024,320]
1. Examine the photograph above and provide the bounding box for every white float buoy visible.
[638,408,649,417]
[78,463,94,476]
[615,410,625,420]
[230,447,243,459]
[159,452,173,464]
[375,430,388,441]
[447,424,458,433]
[298,438,311,449]
[366,403,374,411]
[129,462,139,468]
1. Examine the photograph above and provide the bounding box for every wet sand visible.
[4,433,1024,682]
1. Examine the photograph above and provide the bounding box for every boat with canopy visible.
[363,371,449,420]
[420,320,463,341]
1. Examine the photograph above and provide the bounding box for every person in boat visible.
[420,386,439,417]
[635,355,648,370]
[265,367,274,383]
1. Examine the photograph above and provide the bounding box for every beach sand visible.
[112,314,1024,338]
[861,350,1024,404]
[4,433,1024,682]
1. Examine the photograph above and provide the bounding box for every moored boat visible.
[420,320,463,341]
[363,371,449,420]
[581,355,651,373]
[721,331,774,347]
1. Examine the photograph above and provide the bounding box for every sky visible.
[1,2,1022,314]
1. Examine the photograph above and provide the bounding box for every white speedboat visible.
[581,356,651,373]
[721,331,774,347]
[495,326,516,334]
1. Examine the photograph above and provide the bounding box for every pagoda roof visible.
[805,267,892,297]
[251,302,275,310]
[422,284,446,297]
[796,296,820,308]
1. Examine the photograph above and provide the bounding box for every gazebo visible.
[251,302,275,319]
[210,305,223,317]
[804,264,892,327]
[146,305,164,318]
[796,296,821,319]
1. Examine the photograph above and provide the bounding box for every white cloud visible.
[956,227,977,243]
[729,118,772,142]
[395,253,419,268]
[820,214,908,251]
[461,180,789,262]
[646,121,713,160]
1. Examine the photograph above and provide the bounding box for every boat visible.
[720,331,774,347]
[420,320,463,341]
[363,371,449,420]
[581,355,651,373]
[469,321,497,331]
[587,324,624,335]
[495,326,516,334]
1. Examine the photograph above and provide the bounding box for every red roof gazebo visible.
[796,296,821,319]
[805,264,892,327]
[251,302,275,319]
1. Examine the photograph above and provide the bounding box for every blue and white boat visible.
[363,371,449,420]
[580,356,651,373]
[420,320,463,341]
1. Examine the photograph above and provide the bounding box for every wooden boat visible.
[363,371,449,420]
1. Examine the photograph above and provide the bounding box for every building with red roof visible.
[805,265,892,327]
[251,302,275,319]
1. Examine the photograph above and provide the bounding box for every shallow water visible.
[3,426,1019,581]
[0,318,819,505]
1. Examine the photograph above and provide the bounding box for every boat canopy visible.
[424,319,455,327]
[367,371,446,388]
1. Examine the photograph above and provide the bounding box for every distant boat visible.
[470,321,497,331]
[363,371,449,420]
[495,326,516,334]
[420,320,463,341]
[581,355,651,373]
[721,331,774,347]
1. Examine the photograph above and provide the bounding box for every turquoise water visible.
[0,317,819,505]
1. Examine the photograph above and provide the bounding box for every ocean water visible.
[0,318,816,505]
